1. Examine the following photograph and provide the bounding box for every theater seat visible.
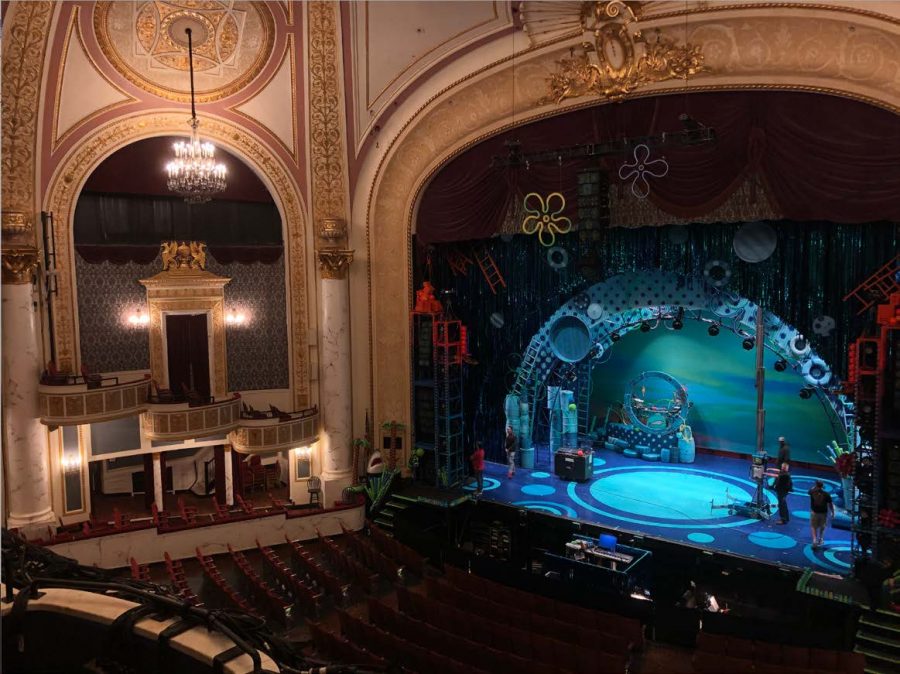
[808,646,839,671]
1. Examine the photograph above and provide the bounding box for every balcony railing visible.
[141,395,242,442]
[38,375,150,426]
[229,406,319,454]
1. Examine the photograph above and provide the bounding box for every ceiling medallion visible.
[539,1,707,105]
[94,1,274,103]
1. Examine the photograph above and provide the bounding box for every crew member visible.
[505,425,518,478]
[470,440,485,495]
[774,463,793,525]
[808,480,834,548]
[776,437,791,467]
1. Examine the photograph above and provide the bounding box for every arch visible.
[365,4,900,436]
[43,112,312,408]
[503,270,851,452]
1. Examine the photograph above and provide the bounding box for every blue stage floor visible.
[467,449,852,574]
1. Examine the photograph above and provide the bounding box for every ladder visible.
[433,319,465,488]
[445,247,473,276]
[843,254,899,315]
[512,340,543,396]
[472,245,506,295]
[576,360,593,438]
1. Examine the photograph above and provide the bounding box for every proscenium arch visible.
[503,270,849,449]
[366,3,900,444]
[366,4,900,443]
[43,112,313,409]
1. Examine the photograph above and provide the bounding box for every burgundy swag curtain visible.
[416,92,900,243]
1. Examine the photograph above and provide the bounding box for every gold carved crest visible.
[161,240,207,271]
[540,1,707,105]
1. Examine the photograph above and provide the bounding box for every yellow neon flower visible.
[521,192,572,247]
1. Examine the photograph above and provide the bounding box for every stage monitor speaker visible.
[554,449,592,481]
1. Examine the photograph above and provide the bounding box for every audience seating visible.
[163,551,201,605]
[308,622,386,669]
[694,630,865,674]
[255,540,322,615]
[316,530,378,593]
[177,496,200,525]
[337,608,495,674]
[211,498,231,521]
[340,522,403,580]
[129,557,150,582]
[285,537,348,599]
[366,520,427,576]
[226,544,291,624]
[151,502,170,529]
[195,548,260,618]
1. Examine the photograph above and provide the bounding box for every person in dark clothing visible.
[776,437,791,467]
[860,552,895,612]
[505,425,518,478]
[470,440,485,494]
[773,463,793,525]
[808,480,834,547]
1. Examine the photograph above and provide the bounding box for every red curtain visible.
[416,92,900,243]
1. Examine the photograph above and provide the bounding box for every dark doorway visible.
[165,314,211,399]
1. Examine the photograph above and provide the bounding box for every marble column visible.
[2,235,58,535]
[316,237,354,507]
[152,453,164,510]
[222,445,234,506]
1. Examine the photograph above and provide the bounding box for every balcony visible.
[141,395,241,442]
[229,406,319,454]
[38,375,150,426]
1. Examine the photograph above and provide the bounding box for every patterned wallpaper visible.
[75,251,289,391]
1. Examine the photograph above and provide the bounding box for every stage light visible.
[742,337,755,350]
[611,331,620,342]
[672,308,684,330]
[774,358,788,372]
[799,386,814,399]
[707,323,719,336]
[640,321,651,333]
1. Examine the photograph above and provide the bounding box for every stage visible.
[464,449,852,575]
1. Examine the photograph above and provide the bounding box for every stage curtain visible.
[416,92,900,243]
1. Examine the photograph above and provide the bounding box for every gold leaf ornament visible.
[521,192,572,247]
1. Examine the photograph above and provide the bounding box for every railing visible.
[229,406,319,454]
[141,395,241,442]
[38,375,150,426]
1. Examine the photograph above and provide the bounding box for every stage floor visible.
[467,449,852,575]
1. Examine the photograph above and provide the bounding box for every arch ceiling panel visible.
[349,0,512,152]
[55,9,134,146]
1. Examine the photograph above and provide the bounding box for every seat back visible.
[308,476,321,493]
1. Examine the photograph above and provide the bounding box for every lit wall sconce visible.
[293,446,312,457]
[61,453,82,472]
[225,309,247,325]
[127,308,150,327]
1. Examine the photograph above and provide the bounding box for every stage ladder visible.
[843,254,900,315]
[512,340,543,397]
[445,247,473,276]
[472,246,506,295]
[576,360,593,439]
[432,319,466,488]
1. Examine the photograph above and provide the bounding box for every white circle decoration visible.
[812,315,836,337]
[587,303,604,320]
[703,260,732,287]
[490,312,505,329]
[547,246,569,270]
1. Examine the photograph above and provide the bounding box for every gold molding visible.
[43,113,310,409]
[308,1,348,225]
[1,1,54,227]
[364,7,900,453]
[317,248,354,280]
[92,1,276,103]
[1,247,40,285]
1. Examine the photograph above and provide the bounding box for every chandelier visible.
[166,27,226,204]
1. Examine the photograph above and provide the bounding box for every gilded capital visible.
[1,211,35,246]
[317,248,354,280]
[2,247,39,284]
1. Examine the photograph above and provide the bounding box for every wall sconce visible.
[127,308,150,327]
[61,453,82,472]
[294,446,311,457]
[225,309,247,325]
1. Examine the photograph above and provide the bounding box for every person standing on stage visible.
[776,437,791,467]
[505,425,518,478]
[470,440,485,495]
[773,462,793,525]
[808,480,834,548]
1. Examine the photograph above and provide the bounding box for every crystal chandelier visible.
[166,27,226,204]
